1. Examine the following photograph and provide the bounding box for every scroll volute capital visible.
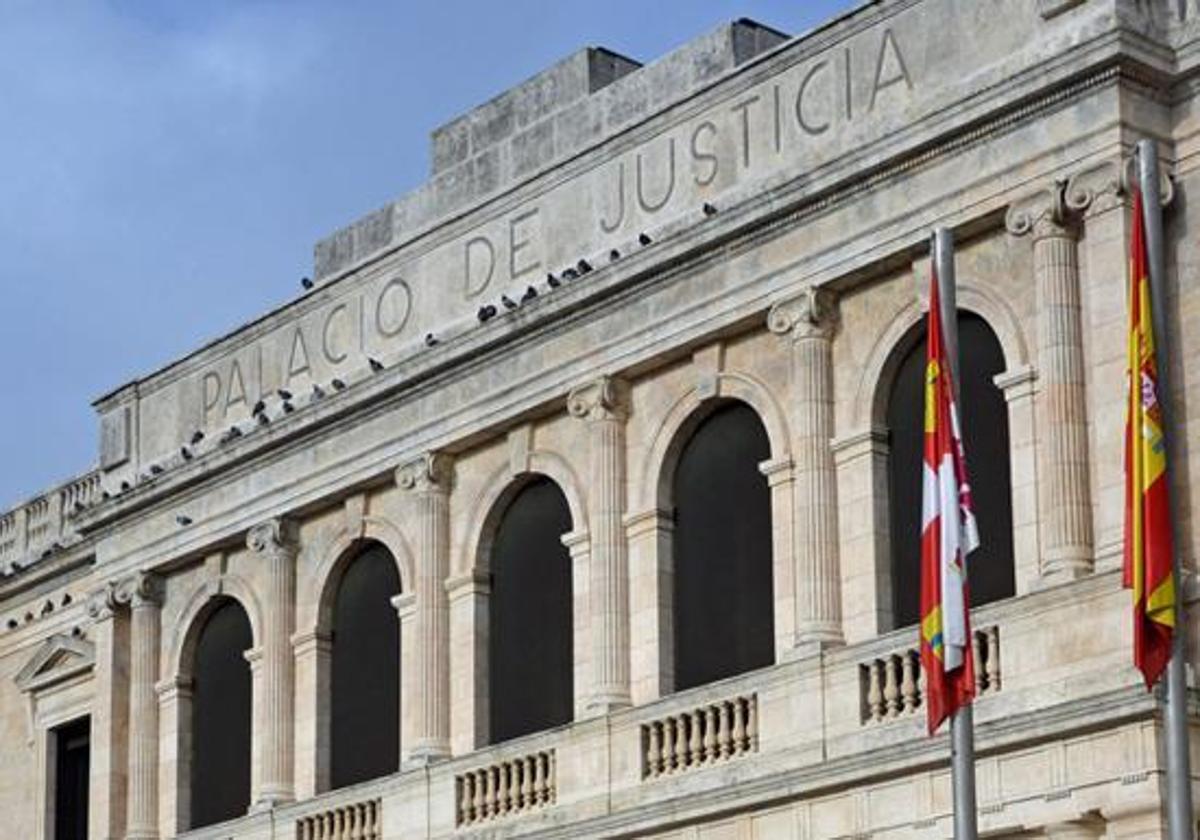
[767,287,838,341]
[396,452,455,494]
[567,376,631,423]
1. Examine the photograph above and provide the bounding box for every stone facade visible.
[2,1,1199,838]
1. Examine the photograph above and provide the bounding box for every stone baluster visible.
[117,573,164,839]
[866,659,883,722]
[986,625,1001,690]
[568,376,633,711]
[972,633,985,693]
[397,453,454,763]
[900,651,918,714]
[883,656,900,717]
[703,705,718,761]
[1007,185,1094,580]
[247,518,299,806]
[768,288,844,649]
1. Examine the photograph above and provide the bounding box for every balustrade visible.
[455,750,556,826]
[641,694,758,778]
[860,626,1001,724]
[295,798,381,840]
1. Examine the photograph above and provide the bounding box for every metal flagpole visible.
[934,227,979,840]
[1137,139,1196,840]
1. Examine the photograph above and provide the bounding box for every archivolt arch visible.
[634,369,791,513]
[853,281,1028,431]
[298,513,415,637]
[458,449,588,575]
[165,573,263,680]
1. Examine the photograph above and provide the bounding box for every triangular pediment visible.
[15,632,94,694]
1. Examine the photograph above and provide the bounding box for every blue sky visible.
[0,0,855,507]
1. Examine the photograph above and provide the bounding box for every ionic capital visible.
[85,582,119,621]
[396,452,455,494]
[1005,180,1070,239]
[567,375,630,423]
[767,287,837,341]
[1064,158,1128,218]
[114,572,164,609]
[246,517,298,556]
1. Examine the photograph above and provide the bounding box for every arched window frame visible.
[839,286,1035,642]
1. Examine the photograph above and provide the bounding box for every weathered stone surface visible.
[2,1,1199,838]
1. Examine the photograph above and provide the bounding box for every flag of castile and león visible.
[919,268,981,736]
[1123,187,1177,689]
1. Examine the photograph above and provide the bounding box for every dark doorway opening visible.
[52,716,89,840]
[887,312,1015,628]
[488,477,574,744]
[331,542,402,789]
[673,401,774,692]
[190,598,253,829]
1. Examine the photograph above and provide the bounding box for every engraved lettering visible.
[730,95,760,169]
[795,60,831,136]
[599,161,625,234]
[464,236,495,298]
[287,328,311,384]
[225,360,247,415]
[636,137,676,213]
[203,372,221,423]
[870,29,912,110]
[323,303,349,365]
[375,277,411,339]
[690,121,719,187]
[509,207,542,280]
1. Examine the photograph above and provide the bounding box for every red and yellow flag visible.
[919,267,980,736]
[1123,187,1176,689]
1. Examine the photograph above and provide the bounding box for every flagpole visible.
[1137,139,1196,840]
[934,227,979,840]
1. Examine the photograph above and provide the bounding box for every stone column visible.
[397,453,454,764]
[568,376,633,712]
[86,583,129,840]
[768,288,844,649]
[246,518,298,807]
[117,573,164,839]
[1007,184,1095,581]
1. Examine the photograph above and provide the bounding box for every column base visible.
[785,633,843,661]
[251,789,295,812]
[1038,557,1093,587]
[404,742,451,768]
[586,691,633,716]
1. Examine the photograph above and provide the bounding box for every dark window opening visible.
[191,598,253,829]
[331,542,402,789]
[488,477,574,744]
[52,716,89,840]
[887,312,1015,628]
[673,401,774,691]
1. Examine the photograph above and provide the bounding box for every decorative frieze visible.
[641,694,758,779]
[455,750,556,826]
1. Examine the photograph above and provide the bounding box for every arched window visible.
[887,312,1015,628]
[331,542,401,789]
[672,401,774,691]
[488,477,573,744]
[190,598,253,830]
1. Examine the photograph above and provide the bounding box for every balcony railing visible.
[0,469,100,573]
[455,749,556,826]
[295,797,381,840]
[859,625,1001,724]
[641,693,758,779]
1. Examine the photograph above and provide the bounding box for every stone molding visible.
[85,582,119,622]
[396,452,455,494]
[567,376,631,423]
[1038,0,1087,19]
[767,288,838,341]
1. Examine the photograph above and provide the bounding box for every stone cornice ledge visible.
[1038,0,1087,20]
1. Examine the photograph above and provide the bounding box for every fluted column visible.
[117,573,164,839]
[397,453,454,763]
[86,583,129,840]
[568,376,633,711]
[1007,185,1094,580]
[247,518,298,806]
[768,288,843,649]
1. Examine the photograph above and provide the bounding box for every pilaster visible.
[397,453,454,765]
[116,573,164,839]
[768,288,844,651]
[86,583,129,840]
[246,517,299,807]
[1007,184,1094,582]
[568,376,633,712]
